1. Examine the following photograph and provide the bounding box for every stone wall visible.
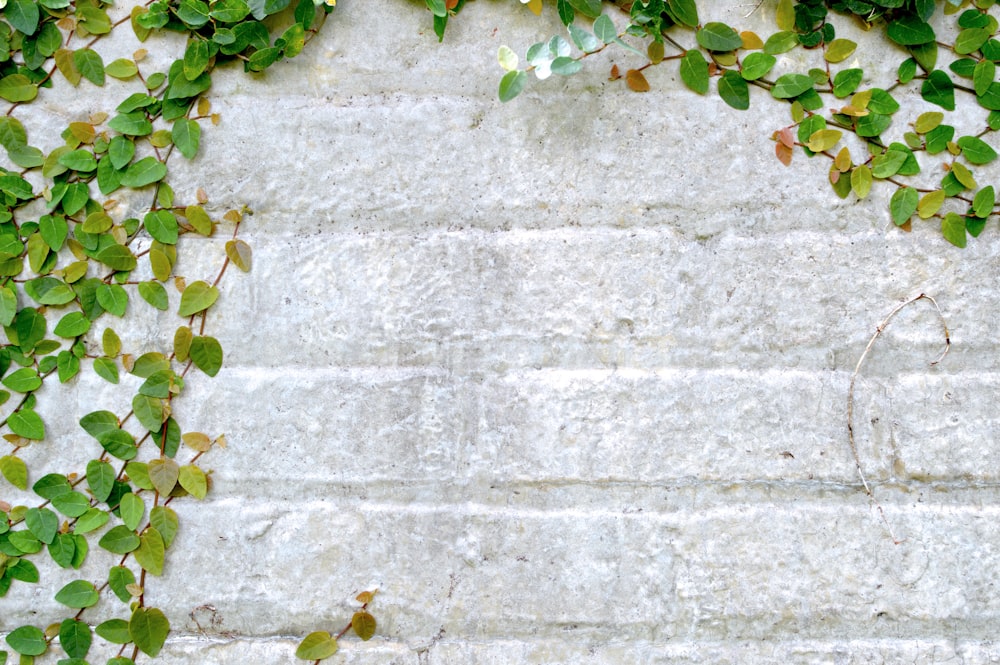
[5,0,1000,662]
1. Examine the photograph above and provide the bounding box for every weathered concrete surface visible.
[5,0,1000,662]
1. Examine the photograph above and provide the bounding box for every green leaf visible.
[73,48,106,86]
[55,579,99,608]
[771,73,813,99]
[897,58,917,83]
[139,281,170,310]
[108,565,136,602]
[52,491,89,517]
[172,118,201,159]
[957,135,997,164]
[740,52,775,81]
[144,210,179,245]
[6,0,40,34]
[921,70,955,111]
[132,394,165,432]
[973,185,995,218]
[717,70,749,110]
[97,283,129,316]
[178,280,219,316]
[94,356,120,383]
[871,149,908,178]
[9,408,44,440]
[567,0,600,18]
[0,75,37,103]
[120,157,167,187]
[942,212,967,247]
[106,58,139,80]
[48,532,77,567]
[97,244,138,272]
[212,0,251,22]
[974,59,995,97]
[113,493,143,534]
[108,135,135,170]
[2,368,41,393]
[109,112,153,136]
[425,0,446,17]
[594,14,617,43]
[296,631,338,660]
[5,625,47,656]
[74,507,109,533]
[955,27,991,54]
[696,22,742,52]
[498,70,527,103]
[130,606,169,656]
[0,455,27,489]
[96,619,132,645]
[133,527,165,576]
[33,472,71,498]
[890,186,919,226]
[855,113,892,138]
[887,16,935,45]
[0,287,15,328]
[25,507,57,543]
[763,30,798,55]
[150,506,179,548]
[666,0,698,26]
[680,50,709,93]
[59,619,92,659]
[54,312,91,338]
[0,116,27,149]
[550,56,582,76]
[189,335,223,376]
[99,525,141,554]
[87,459,115,502]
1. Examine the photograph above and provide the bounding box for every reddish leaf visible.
[775,142,793,166]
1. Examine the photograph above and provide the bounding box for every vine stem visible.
[846,293,950,544]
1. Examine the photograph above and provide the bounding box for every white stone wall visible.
[5,0,1000,662]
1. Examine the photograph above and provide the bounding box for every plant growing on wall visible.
[476,0,1000,247]
[0,0,379,662]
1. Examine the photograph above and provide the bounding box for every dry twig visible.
[847,293,950,543]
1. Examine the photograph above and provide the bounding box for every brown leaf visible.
[625,69,650,92]
[609,64,620,80]
[778,127,795,149]
[775,142,793,166]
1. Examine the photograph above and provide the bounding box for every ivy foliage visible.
[484,0,1000,247]
[0,0,353,663]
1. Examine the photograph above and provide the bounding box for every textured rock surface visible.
[4,0,1000,662]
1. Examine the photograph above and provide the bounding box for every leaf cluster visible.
[490,0,1000,247]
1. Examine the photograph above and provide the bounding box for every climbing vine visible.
[0,0,381,662]
[483,0,1000,247]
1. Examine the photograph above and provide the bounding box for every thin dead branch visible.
[847,293,950,544]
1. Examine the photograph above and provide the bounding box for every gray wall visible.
[5,0,1000,662]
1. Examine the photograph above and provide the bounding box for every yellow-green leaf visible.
[807,129,842,152]
[914,111,944,134]
[824,39,857,63]
[918,189,946,218]
[178,465,207,499]
[951,161,977,190]
[850,165,872,198]
[296,632,338,660]
[225,239,251,272]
